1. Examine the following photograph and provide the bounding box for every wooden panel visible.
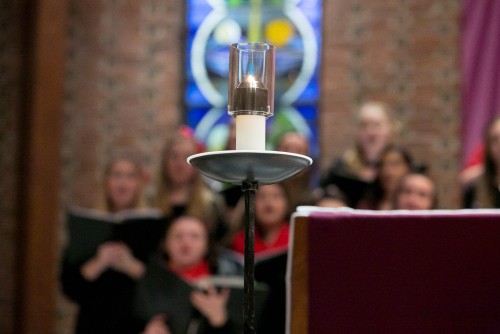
[16,0,67,333]
[306,211,500,332]
[289,216,309,334]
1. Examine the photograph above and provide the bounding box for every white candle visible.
[235,114,266,150]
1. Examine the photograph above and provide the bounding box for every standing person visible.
[357,145,413,210]
[230,183,291,255]
[394,172,437,210]
[60,152,152,334]
[135,215,241,334]
[464,116,500,208]
[321,101,400,206]
[154,125,228,241]
[230,183,291,334]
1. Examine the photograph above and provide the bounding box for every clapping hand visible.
[81,241,144,280]
[110,242,145,279]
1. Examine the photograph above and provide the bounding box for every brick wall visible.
[61,0,185,210]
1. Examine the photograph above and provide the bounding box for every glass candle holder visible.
[228,42,275,150]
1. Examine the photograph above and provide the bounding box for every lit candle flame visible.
[245,75,259,88]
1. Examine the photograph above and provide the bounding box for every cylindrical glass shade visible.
[228,43,275,117]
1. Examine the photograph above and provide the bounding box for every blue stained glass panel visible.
[185,0,322,154]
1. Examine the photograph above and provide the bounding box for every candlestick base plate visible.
[187,150,312,185]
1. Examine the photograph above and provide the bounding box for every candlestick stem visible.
[242,180,258,334]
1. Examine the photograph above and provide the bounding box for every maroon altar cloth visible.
[307,210,500,333]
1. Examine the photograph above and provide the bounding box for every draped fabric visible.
[306,211,500,333]
[461,0,500,165]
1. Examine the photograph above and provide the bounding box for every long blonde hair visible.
[153,127,223,229]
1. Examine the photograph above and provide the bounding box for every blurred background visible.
[1,0,498,333]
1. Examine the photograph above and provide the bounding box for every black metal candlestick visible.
[242,180,257,333]
[187,150,312,334]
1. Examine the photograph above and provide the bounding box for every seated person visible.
[136,215,241,334]
[393,171,438,210]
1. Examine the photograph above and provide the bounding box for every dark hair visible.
[375,145,413,170]
[312,185,348,205]
[411,162,428,174]
[480,116,500,207]
[393,171,438,209]
[254,182,292,235]
[365,145,414,208]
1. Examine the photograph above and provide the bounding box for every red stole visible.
[231,223,290,255]
[167,260,211,282]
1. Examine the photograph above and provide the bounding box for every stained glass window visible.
[186,0,322,158]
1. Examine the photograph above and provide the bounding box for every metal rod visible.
[242,180,258,334]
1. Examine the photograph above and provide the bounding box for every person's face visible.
[255,184,289,228]
[165,217,208,269]
[106,160,142,211]
[356,105,393,160]
[277,133,309,156]
[379,151,411,192]
[396,175,435,210]
[166,140,198,186]
[487,120,500,165]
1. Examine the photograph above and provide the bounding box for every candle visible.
[236,114,266,150]
[233,76,268,150]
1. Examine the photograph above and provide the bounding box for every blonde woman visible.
[61,152,152,334]
[154,125,228,241]
[321,101,400,206]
